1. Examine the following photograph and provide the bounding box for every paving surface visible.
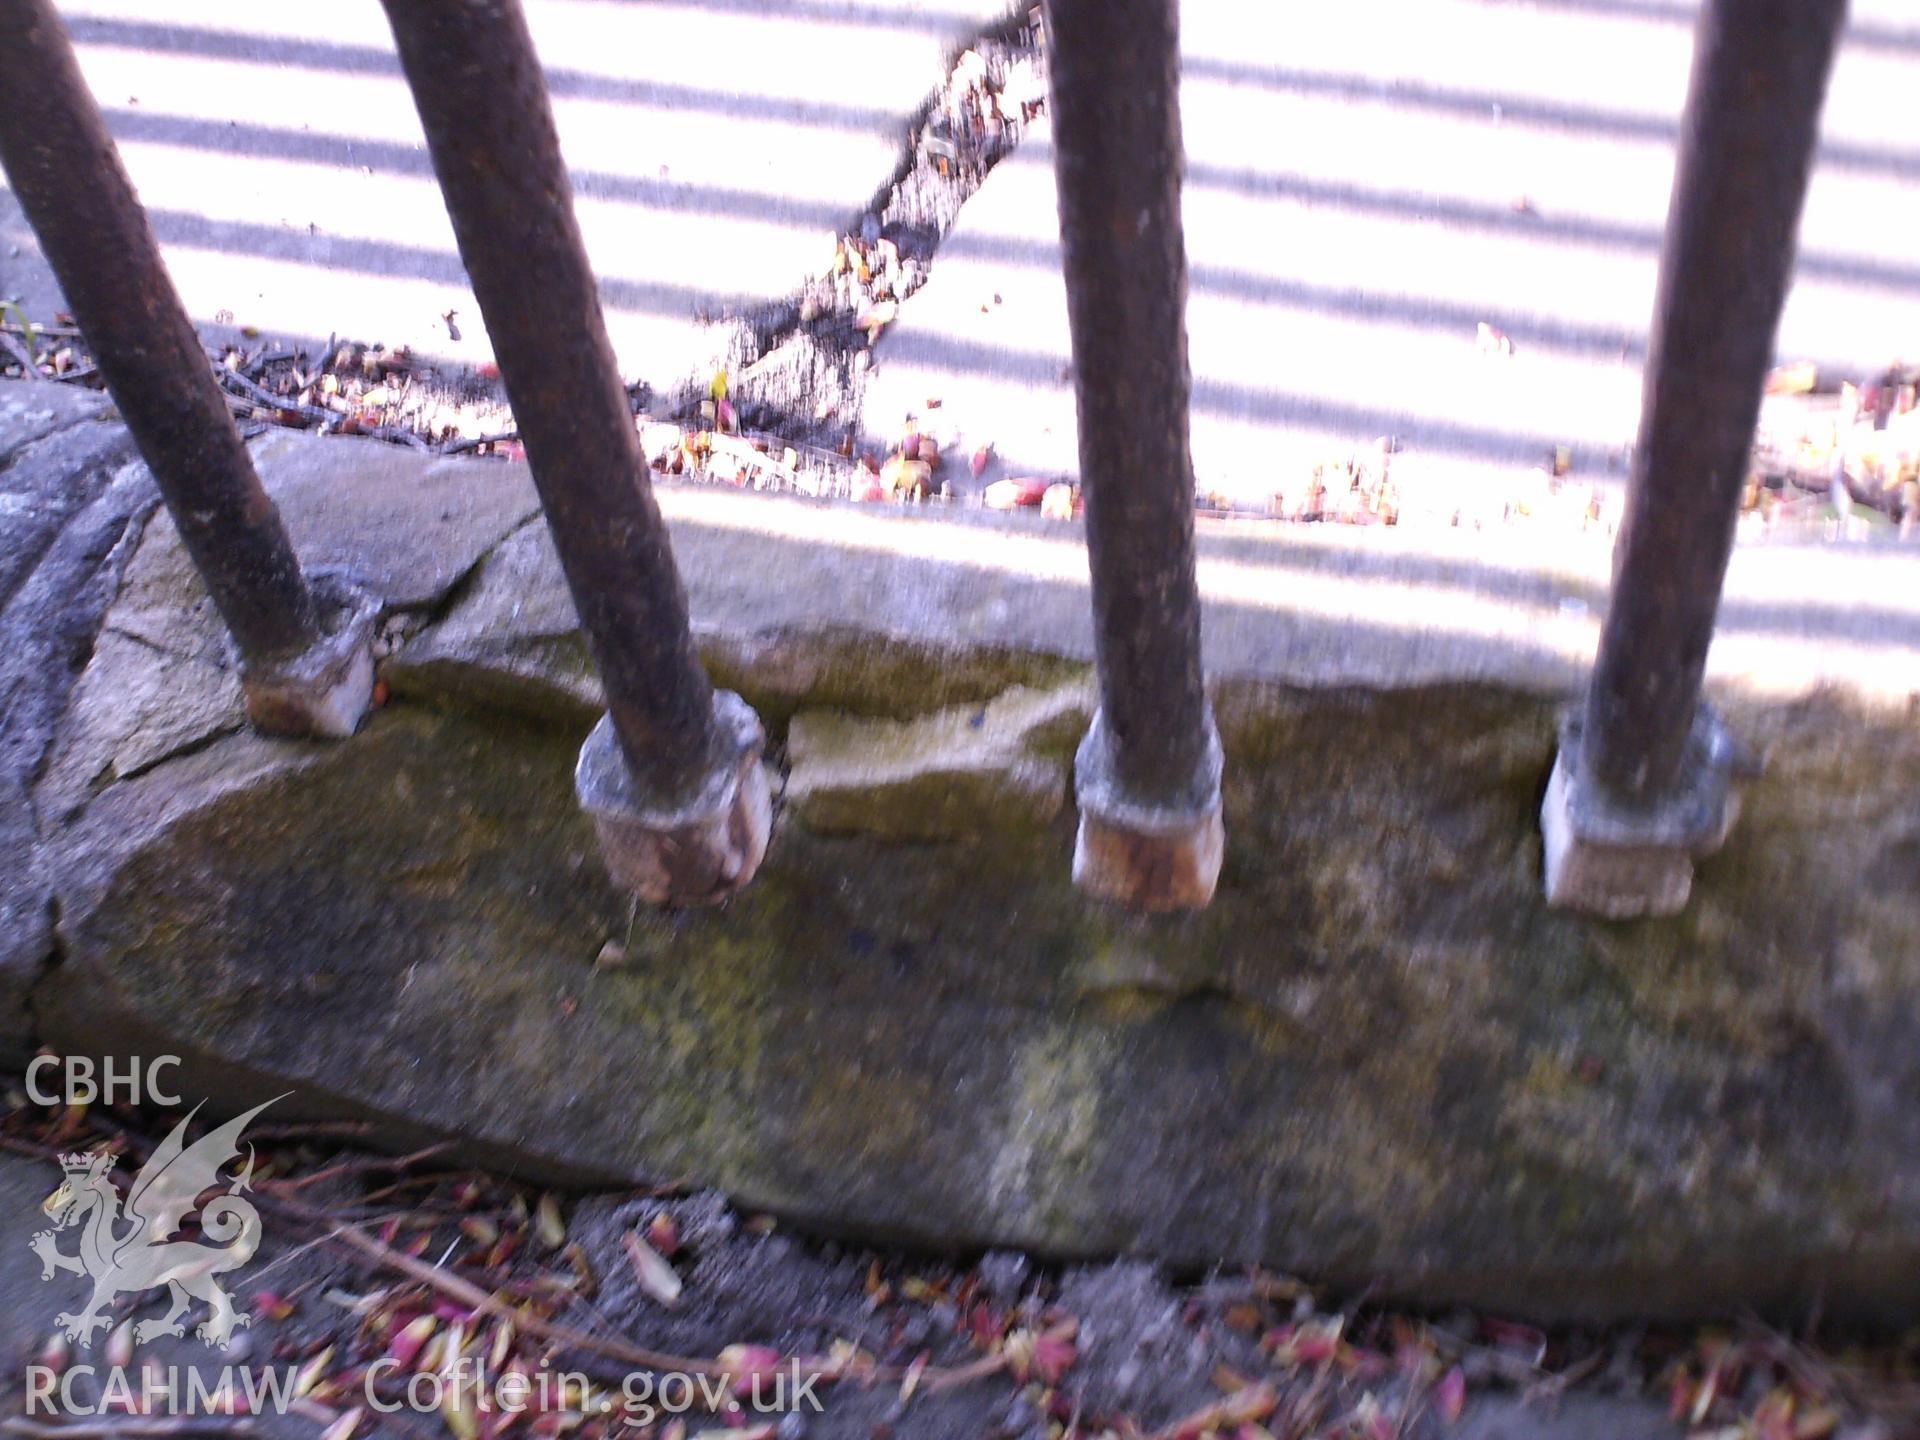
[866,0,1920,500]
[5,0,1917,505]
[5,1,1918,504]
[1,0,1012,388]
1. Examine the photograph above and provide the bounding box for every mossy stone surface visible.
[27,429,1920,1324]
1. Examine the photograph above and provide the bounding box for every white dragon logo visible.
[29,1098,280,1348]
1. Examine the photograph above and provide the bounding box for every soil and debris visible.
[5,320,1915,545]
[3,1085,1916,1440]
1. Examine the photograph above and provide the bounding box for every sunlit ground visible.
[2,0,1916,510]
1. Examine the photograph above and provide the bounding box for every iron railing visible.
[0,0,1846,915]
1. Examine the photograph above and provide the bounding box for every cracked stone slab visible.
[0,407,136,615]
[393,463,1920,729]
[0,383,115,472]
[246,428,541,609]
[35,426,540,827]
[0,388,154,1063]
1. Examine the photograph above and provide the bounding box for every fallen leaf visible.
[623,1229,683,1306]
[718,1344,782,1399]
[294,1346,334,1399]
[1434,1365,1466,1424]
[1159,1382,1277,1440]
[440,1378,480,1440]
[898,1351,929,1406]
[387,1314,437,1369]
[646,1211,680,1257]
[252,1289,295,1322]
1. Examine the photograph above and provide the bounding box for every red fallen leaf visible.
[1293,1331,1340,1365]
[371,678,391,708]
[476,361,500,381]
[1434,1365,1467,1424]
[1032,1330,1077,1384]
[251,1289,295,1322]
[970,445,991,478]
[1001,1320,1077,1385]
[646,1211,680,1257]
[35,1334,69,1375]
[983,478,1045,510]
[966,1303,1001,1347]
[387,1314,436,1369]
[1163,1382,1277,1440]
[623,1229,683,1306]
[1221,1303,1262,1334]
[718,1344,782,1399]
[1666,1369,1695,1421]
[1265,1316,1347,1371]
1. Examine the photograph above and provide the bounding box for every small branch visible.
[1146,1381,1279,1440]
[0,321,84,339]
[214,368,339,429]
[262,1141,454,1194]
[272,1198,1018,1395]
[0,328,43,379]
[288,1209,732,1380]
[1521,1347,1605,1407]
[440,430,518,456]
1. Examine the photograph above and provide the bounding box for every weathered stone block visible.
[20,424,1920,1326]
